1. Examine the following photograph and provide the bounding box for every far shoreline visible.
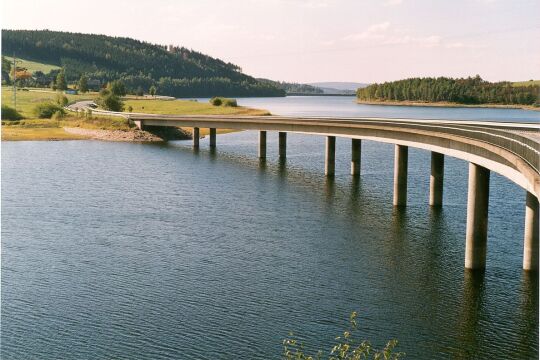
[356,100,540,112]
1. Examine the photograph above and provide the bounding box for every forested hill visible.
[357,76,539,106]
[257,78,324,95]
[1,29,285,97]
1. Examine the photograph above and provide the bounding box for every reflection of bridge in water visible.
[130,114,540,272]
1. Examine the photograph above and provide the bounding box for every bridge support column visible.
[209,128,216,148]
[279,132,287,159]
[193,127,200,148]
[259,131,267,159]
[351,139,361,176]
[325,136,336,176]
[393,145,408,207]
[523,192,539,271]
[429,152,444,206]
[134,120,144,131]
[465,163,490,270]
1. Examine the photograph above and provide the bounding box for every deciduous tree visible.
[55,69,67,90]
[78,75,88,93]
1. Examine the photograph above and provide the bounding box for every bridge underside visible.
[134,117,539,198]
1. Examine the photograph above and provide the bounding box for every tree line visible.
[257,78,324,94]
[2,30,285,97]
[357,76,539,105]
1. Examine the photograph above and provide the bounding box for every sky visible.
[2,0,539,83]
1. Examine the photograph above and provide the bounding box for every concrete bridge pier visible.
[465,163,490,270]
[325,136,336,176]
[134,120,144,130]
[209,128,216,148]
[259,131,267,159]
[523,192,539,271]
[393,145,409,207]
[279,132,287,159]
[351,139,361,176]
[430,152,444,206]
[193,127,200,148]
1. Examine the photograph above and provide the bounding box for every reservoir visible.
[2,97,539,359]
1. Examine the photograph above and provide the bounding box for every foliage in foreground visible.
[283,312,404,360]
[1,104,23,120]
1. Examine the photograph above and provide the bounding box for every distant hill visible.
[257,78,323,95]
[310,82,369,91]
[257,79,368,95]
[1,29,284,97]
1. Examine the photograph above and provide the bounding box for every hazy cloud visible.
[384,0,403,6]
[343,22,446,47]
[383,34,441,47]
[445,41,485,49]
[301,1,331,8]
[343,21,391,41]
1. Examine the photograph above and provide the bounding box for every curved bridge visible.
[129,114,540,272]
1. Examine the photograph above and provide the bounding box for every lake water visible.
[235,96,540,122]
[2,97,538,359]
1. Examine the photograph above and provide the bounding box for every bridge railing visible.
[122,112,540,174]
[356,120,540,173]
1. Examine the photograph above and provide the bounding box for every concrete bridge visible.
[129,114,540,272]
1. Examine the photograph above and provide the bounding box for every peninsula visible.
[356,76,539,110]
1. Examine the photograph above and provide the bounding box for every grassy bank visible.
[2,127,87,141]
[2,87,135,141]
[1,116,133,141]
[124,98,270,116]
[2,87,96,118]
[2,87,270,141]
[124,98,270,136]
[356,99,540,111]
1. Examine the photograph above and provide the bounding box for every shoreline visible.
[356,100,540,111]
[1,126,239,142]
[63,127,167,142]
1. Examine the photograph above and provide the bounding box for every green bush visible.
[222,98,237,107]
[56,93,68,106]
[51,111,64,121]
[210,97,223,106]
[1,104,23,120]
[33,103,66,118]
[95,89,124,112]
[210,97,237,107]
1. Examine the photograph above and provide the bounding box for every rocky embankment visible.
[64,127,191,142]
